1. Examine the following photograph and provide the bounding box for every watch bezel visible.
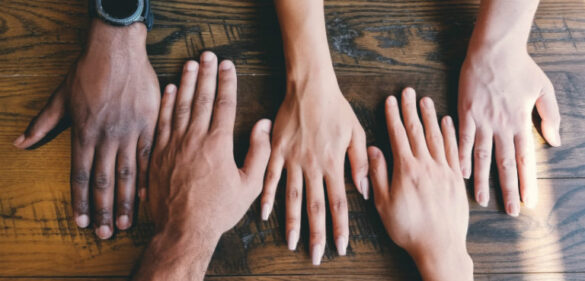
[95,0,145,27]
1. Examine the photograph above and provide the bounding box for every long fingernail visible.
[554,131,562,147]
[477,191,488,207]
[13,134,25,147]
[506,202,520,217]
[261,203,272,221]
[336,236,347,256]
[311,243,324,266]
[76,215,89,228]
[117,215,130,230]
[360,178,369,200]
[288,230,299,251]
[96,225,112,239]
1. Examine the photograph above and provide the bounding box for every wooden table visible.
[1,0,585,280]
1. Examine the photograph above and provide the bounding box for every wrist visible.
[86,19,147,54]
[410,244,473,281]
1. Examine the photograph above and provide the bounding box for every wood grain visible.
[1,0,584,280]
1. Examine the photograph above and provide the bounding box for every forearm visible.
[470,0,539,51]
[274,0,336,82]
[133,225,220,281]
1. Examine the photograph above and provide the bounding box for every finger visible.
[441,116,460,171]
[116,142,137,230]
[458,112,476,179]
[348,125,369,200]
[367,146,390,202]
[401,87,428,157]
[285,165,303,251]
[305,171,326,266]
[494,134,520,217]
[536,78,561,147]
[515,131,537,209]
[155,84,177,150]
[420,97,446,162]
[92,144,117,239]
[14,86,66,149]
[189,51,218,134]
[137,129,154,202]
[260,152,284,221]
[325,165,349,256]
[241,119,272,193]
[473,129,493,208]
[70,130,94,228]
[210,60,237,133]
[172,60,199,137]
[385,95,412,161]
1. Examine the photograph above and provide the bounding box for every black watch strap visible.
[89,0,154,31]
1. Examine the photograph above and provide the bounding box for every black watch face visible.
[102,0,139,19]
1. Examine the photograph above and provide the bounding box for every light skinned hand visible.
[13,20,160,239]
[369,88,472,281]
[134,53,272,281]
[261,72,368,264]
[458,0,561,216]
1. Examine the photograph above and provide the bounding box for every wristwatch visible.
[89,0,154,30]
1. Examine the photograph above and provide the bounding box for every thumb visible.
[241,119,272,192]
[14,86,66,149]
[535,77,561,147]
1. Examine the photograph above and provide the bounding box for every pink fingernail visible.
[507,202,520,217]
[76,215,89,228]
[13,134,25,146]
[96,225,112,239]
[360,178,369,200]
[477,191,488,207]
[288,230,299,251]
[311,244,324,266]
[336,236,347,256]
[261,203,271,221]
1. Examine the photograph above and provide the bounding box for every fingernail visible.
[76,215,89,228]
[139,188,146,201]
[117,215,130,230]
[259,120,272,134]
[461,167,470,179]
[404,87,415,99]
[360,178,369,200]
[387,95,397,105]
[336,236,347,256]
[507,202,520,217]
[311,244,324,266]
[444,116,453,126]
[165,84,177,94]
[555,131,562,147]
[220,60,233,70]
[96,225,112,239]
[422,97,433,108]
[261,203,272,221]
[13,134,25,146]
[287,230,299,251]
[477,191,488,207]
[185,60,198,71]
[201,51,214,62]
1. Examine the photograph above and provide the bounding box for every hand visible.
[13,20,160,238]
[369,88,472,281]
[261,70,368,264]
[134,53,272,281]
[458,37,561,216]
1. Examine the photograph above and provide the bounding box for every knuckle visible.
[516,153,528,167]
[406,122,423,136]
[117,201,133,215]
[117,166,134,180]
[308,201,325,215]
[330,198,347,213]
[94,173,111,191]
[139,142,152,159]
[71,170,90,186]
[459,133,474,145]
[286,217,299,227]
[474,148,490,160]
[175,102,191,115]
[500,157,516,171]
[195,95,214,106]
[216,97,236,108]
[95,208,113,224]
[74,200,89,214]
[309,230,325,240]
[287,188,300,201]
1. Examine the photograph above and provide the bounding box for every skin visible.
[133,53,271,280]
[458,0,561,216]
[369,88,473,281]
[261,0,369,265]
[13,20,160,239]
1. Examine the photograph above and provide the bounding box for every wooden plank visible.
[0,0,584,77]
[1,74,585,276]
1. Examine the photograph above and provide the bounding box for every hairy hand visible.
[370,88,472,281]
[13,20,160,238]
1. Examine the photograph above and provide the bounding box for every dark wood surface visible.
[1,0,585,280]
